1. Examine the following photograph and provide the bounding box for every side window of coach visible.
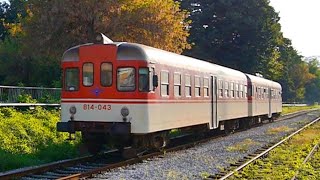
[101,63,112,87]
[230,82,234,98]
[195,76,201,97]
[185,74,191,97]
[225,81,229,98]
[218,80,223,98]
[117,67,136,91]
[139,68,149,92]
[65,68,79,91]
[161,71,169,96]
[149,68,155,91]
[244,85,248,98]
[174,73,181,97]
[83,63,94,86]
[203,78,209,97]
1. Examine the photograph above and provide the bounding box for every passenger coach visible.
[57,34,282,153]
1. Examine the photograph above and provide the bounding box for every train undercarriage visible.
[73,113,281,157]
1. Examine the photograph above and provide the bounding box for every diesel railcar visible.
[57,34,282,153]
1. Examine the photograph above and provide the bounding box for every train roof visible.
[246,74,281,89]
[63,42,281,85]
[116,42,246,80]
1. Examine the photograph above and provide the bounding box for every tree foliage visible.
[179,0,319,103]
[0,0,189,86]
[0,0,318,103]
[23,0,190,57]
[180,0,283,78]
[305,59,320,103]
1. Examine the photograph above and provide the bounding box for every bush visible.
[0,107,80,172]
[17,94,37,103]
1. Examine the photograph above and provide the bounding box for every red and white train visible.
[57,34,282,153]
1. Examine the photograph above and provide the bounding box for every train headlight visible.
[121,106,129,117]
[69,106,77,115]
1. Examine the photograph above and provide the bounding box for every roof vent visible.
[255,73,263,78]
[95,33,113,44]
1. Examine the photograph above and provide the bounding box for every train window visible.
[230,83,234,98]
[161,71,169,96]
[265,88,268,98]
[203,78,209,97]
[244,85,247,98]
[259,88,262,99]
[139,68,149,92]
[250,85,254,97]
[117,67,136,91]
[239,84,243,98]
[235,83,239,98]
[65,68,79,91]
[195,76,201,97]
[149,68,155,91]
[218,80,223,97]
[225,81,229,98]
[101,63,112,87]
[83,63,94,87]
[185,75,191,97]
[174,73,181,97]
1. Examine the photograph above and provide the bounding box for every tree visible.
[305,59,320,104]
[179,0,283,78]
[277,38,314,102]
[22,0,190,58]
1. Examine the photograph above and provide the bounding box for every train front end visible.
[56,40,155,153]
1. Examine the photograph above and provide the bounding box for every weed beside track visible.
[231,121,320,179]
[0,107,80,172]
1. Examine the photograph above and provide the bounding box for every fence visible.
[0,86,61,103]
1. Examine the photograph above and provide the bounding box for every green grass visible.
[282,105,320,115]
[0,107,80,172]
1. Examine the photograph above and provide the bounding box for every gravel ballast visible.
[91,111,320,180]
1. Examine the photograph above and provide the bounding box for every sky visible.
[1,0,319,57]
[269,0,320,57]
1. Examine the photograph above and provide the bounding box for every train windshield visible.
[65,68,79,91]
[117,67,136,91]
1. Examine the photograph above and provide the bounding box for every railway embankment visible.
[0,105,319,177]
[91,111,320,179]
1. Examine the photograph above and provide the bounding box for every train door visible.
[268,87,272,118]
[211,76,218,129]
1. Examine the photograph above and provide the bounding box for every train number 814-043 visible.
[83,104,112,111]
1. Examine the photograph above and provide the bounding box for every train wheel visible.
[151,131,170,150]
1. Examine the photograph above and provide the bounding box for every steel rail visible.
[218,116,320,180]
[0,150,117,180]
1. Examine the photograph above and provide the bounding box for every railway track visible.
[0,109,317,180]
[211,115,320,180]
